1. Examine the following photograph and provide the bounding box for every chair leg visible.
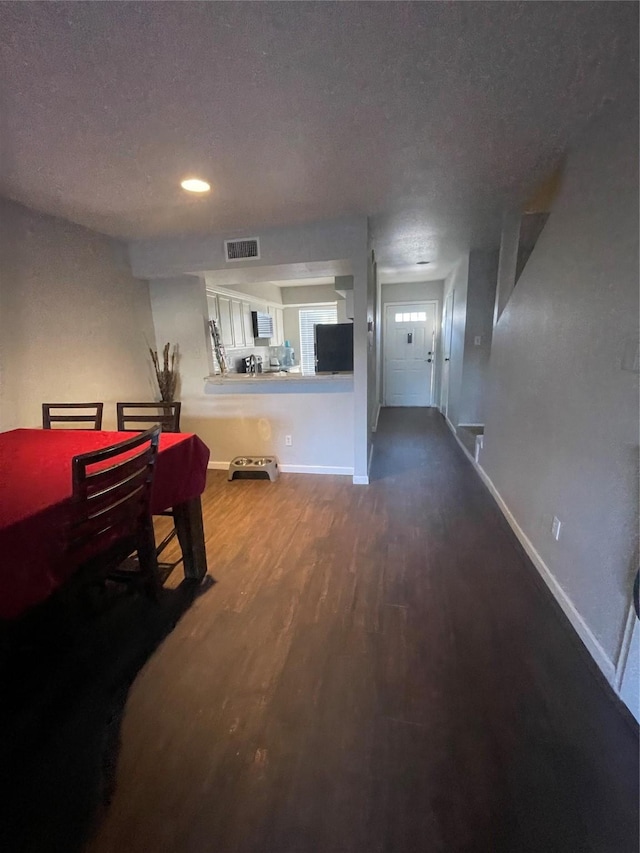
[156,525,178,558]
[137,517,161,600]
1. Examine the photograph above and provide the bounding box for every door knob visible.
[427,358,432,363]
[445,357,450,362]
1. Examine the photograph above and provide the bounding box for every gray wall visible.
[221,281,283,304]
[381,280,444,306]
[280,284,337,305]
[482,96,639,668]
[458,250,499,425]
[0,198,155,431]
[441,256,470,427]
[494,210,521,325]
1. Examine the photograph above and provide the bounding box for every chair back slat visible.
[116,402,181,433]
[80,446,154,495]
[67,485,147,551]
[42,403,104,430]
[67,426,160,558]
[82,466,151,515]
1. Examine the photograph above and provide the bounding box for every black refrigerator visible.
[314,323,354,373]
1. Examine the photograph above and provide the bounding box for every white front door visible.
[384,303,436,406]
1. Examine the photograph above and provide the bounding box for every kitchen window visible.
[299,305,338,374]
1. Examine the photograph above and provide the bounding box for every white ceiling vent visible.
[224,237,261,262]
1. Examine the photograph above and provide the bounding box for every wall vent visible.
[224,237,260,262]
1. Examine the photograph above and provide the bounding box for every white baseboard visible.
[208,460,353,476]
[281,464,354,476]
[457,423,484,428]
[208,461,230,470]
[353,474,369,485]
[450,429,617,687]
[444,415,456,435]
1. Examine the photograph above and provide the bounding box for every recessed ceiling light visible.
[181,178,211,193]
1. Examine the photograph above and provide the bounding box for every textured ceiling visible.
[0,2,637,270]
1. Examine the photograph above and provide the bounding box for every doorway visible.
[383,302,437,406]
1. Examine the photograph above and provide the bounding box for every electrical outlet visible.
[551,516,562,541]
[474,336,482,346]
[285,435,292,446]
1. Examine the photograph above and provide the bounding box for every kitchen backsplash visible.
[212,344,271,374]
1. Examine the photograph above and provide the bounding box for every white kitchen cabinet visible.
[208,289,280,349]
[230,298,245,348]
[276,307,284,345]
[267,305,284,345]
[207,293,219,323]
[217,295,234,348]
[242,301,254,345]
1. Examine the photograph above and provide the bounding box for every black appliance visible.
[239,355,263,374]
[251,311,274,339]
[314,323,354,373]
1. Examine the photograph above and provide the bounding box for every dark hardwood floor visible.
[5,408,638,852]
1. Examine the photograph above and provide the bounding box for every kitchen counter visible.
[204,371,354,394]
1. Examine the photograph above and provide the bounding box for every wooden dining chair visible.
[66,425,161,597]
[116,402,181,561]
[42,402,104,430]
[116,402,181,433]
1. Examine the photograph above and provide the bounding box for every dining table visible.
[0,428,211,621]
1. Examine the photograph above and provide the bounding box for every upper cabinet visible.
[267,305,285,346]
[206,293,219,323]
[242,301,254,345]
[207,289,278,349]
[216,295,234,348]
[230,298,245,348]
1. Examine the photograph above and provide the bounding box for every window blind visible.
[299,306,338,374]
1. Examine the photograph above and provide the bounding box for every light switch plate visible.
[551,516,562,541]
[474,336,482,346]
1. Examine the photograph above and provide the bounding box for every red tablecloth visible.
[0,429,210,619]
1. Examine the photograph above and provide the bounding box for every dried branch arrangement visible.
[150,342,178,402]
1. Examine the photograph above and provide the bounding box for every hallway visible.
[4,409,637,852]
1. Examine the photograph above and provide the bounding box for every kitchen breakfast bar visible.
[200,372,356,477]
